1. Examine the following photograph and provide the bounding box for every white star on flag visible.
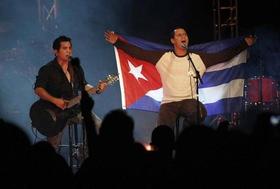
[128,60,148,81]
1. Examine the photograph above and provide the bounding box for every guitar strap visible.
[68,63,75,88]
[71,60,87,91]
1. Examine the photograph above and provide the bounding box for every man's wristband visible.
[96,89,101,94]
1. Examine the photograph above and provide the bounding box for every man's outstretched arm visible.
[104,30,164,65]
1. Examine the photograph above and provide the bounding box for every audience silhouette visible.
[0,119,31,188]
[1,99,279,188]
[26,141,74,189]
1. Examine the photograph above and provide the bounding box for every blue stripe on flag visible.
[190,38,244,53]
[199,64,245,88]
[128,95,161,112]
[122,36,172,51]
[122,34,244,53]
[204,97,244,115]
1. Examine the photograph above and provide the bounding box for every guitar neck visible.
[86,87,98,95]
[66,88,97,109]
[65,74,118,109]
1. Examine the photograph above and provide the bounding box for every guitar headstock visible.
[105,73,119,85]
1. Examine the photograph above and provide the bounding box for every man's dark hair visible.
[52,35,72,50]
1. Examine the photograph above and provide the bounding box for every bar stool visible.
[175,116,185,140]
[60,114,88,173]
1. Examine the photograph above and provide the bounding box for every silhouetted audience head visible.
[75,109,148,189]
[0,119,31,188]
[0,119,31,153]
[99,109,134,145]
[175,124,217,160]
[253,111,280,140]
[26,141,74,188]
[217,120,230,133]
[150,125,175,154]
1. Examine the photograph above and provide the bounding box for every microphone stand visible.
[186,51,203,125]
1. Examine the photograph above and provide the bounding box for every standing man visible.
[105,28,256,130]
[33,35,107,150]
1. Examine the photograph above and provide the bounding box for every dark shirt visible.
[34,58,87,100]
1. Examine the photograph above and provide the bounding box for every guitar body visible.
[29,100,80,137]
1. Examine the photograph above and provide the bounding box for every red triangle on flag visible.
[117,48,162,107]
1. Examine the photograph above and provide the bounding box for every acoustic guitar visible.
[29,73,119,137]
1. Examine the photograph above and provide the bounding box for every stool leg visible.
[68,124,73,170]
[82,123,88,160]
[175,117,180,140]
[73,123,81,169]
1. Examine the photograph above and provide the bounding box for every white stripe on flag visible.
[146,88,163,102]
[114,47,127,109]
[205,50,247,72]
[199,79,244,104]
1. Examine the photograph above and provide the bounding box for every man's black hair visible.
[52,35,72,50]
[169,26,188,38]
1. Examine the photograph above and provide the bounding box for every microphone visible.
[70,56,80,65]
[67,56,73,62]
[181,43,188,49]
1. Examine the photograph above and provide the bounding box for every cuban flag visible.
[113,35,247,116]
